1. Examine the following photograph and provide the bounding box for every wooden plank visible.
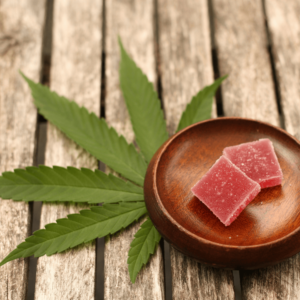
[241,260,300,300]
[0,1,46,299]
[212,0,279,126]
[104,1,165,299]
[34,1,102,299]
[240,1,300,299]
[265,0,300,139]
[158,0,216,128]
[158,0,235,299]
[212,0,283,299]
[169,249,235,299]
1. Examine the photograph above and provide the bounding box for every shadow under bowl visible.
[144,117,300,269]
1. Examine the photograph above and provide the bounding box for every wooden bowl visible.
[144,117,300,269]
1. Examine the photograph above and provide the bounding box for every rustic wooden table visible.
[1,0,299,299]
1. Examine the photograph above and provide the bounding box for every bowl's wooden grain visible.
[144,117,300,269]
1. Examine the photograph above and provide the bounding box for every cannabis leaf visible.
[22,73,147,186]
[0,39,227,285]
[119,39,169,162]
[176,75,228,132]
[127,217,161,283]
[0,166,144,204]
[0,202,147,267]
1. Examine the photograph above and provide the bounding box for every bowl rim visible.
[153,116,300,250]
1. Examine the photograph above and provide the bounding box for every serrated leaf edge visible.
[127,217,161,283]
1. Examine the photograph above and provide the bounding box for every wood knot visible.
[0,34,19,55]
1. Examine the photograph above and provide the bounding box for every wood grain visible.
[158,0,216,133]
[158,0,234,298]
[34,1,102,299]
[265,0,300,140]
[241,258,300,300]
[104,1,165,299]
[0,0,46,299]
[169,247,235,299]
[212,0,280,127]
[240,1,300,299]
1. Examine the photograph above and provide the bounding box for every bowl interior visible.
[156,118,300,246]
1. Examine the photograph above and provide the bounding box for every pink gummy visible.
[223,139,283,188]
[191,156,261,226]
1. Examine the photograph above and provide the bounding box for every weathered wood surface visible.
[158,0,217,131]
[158,0,235,299]
[104,0,165,299]
[212,0,279,127]
[34,1,102,299]
[265,0,300,140]
[241,259,300,300]
[240,1,300,299]
[0,0,46,299]
[2,0,299,298]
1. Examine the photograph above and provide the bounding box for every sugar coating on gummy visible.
[191,156,261,226]
[223,139,283,188]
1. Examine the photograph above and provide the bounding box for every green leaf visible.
[0,166,144,204]
[127,217,161,283]
[0,202,147,267]
[176,75,228,132]
[21,73,147,186]
[119,38,169,162]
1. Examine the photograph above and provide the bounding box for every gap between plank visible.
[95,0,106,299]
[154,0,173,299]
[95,160,105,300]
[26,0,54,299]
[26,123,47,300]
[154,0,166,114]
[212,48,224,117]
[208,0,224,117]
[233,270,242,300]
[161,239,173,300]
[261,0,285,129]
[208,0,241,299]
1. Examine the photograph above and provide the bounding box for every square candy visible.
[191,156,261,226]
[223,139,283,188]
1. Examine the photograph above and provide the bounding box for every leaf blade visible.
[127,217,161,283]
[176,76,228,132]
[119,39,169,162]
[0,202,147,266]
[0,166,144,204]
[21,73,147,186]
